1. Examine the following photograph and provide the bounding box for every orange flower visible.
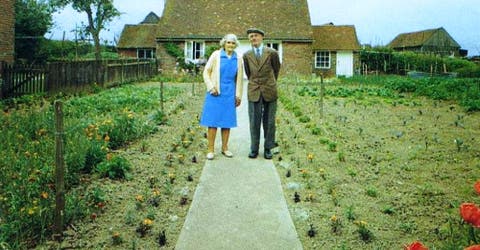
[404,241,428,250]
[474,181,480,195]
[465,245,480,250]
[460,203,480,227]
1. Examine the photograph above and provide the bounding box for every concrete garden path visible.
[175,83,303,250]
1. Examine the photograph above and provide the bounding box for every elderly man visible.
[243,28,281,159]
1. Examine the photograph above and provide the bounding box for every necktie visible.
[255,48,261,58]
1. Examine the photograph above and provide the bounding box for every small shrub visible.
[96,156,131,179]
[366,186,378,198]
[355,221,374,242]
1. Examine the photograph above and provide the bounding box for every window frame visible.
[185,41,205,63]
[315,51,331,69]
[137,48,155,59]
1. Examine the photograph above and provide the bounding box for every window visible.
[315,51,330,69]
[185,41,205,63]
[266,42,279,51]
[137,49,154,59]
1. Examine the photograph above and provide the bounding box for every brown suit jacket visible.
[243,46,281,102]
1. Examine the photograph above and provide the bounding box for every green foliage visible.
[340,76,480,111]
[96,156,131,179]
[15,0,54,62]
[163,42,194,70]
[360,49,477,77]
[0,83,183,246]
[204,45,221,59]
[50,0,120,60]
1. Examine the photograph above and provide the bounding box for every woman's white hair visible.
[219,34,239,48]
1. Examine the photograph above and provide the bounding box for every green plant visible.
[330,215,342,234]
[345,206,356,221]
[366,186,378,198]
[95,156,131,179]
[355,220,374,242]
[327,141,337,152]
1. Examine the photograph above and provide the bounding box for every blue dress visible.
[200,50,238,128]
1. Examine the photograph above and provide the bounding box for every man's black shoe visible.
[264,149,273,159]
[248,151,258,158]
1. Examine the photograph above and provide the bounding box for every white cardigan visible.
[202,50,244,100]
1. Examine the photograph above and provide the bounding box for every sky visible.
[48,0,480,56]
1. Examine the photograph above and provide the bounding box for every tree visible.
[52,0,120,61]
[15,0,54,62]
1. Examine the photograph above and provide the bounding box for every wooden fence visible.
[0,59,157,98]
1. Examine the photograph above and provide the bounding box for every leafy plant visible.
[96,156,131,179]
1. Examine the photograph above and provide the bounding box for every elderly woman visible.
[200,34,244,160]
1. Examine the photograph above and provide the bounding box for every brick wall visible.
[118,49,137,58]
[156,42,183,74]
[0,0,15,63]
[281,42,313,76]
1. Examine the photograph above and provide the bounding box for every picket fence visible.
[0,59,158,98]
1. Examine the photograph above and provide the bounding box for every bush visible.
[96,156,131,179]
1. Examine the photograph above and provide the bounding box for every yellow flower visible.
[307,153,314,161]
[104,134,110,142]
[143,218,153,226]
[112,232,120,238]
[330,214,337,222]
[41,192,49,199]
[153,189,161,196]
[135,195,144,202]
[28,208,35,215]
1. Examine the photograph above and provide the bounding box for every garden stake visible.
[54,100,65,241]
[160,81,164,113]
[319,74,324,118]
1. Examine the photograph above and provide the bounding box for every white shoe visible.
[206,152,214,160]
[221,150,233,158]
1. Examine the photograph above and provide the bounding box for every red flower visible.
[465,245,480,250]
[474,181,480,195]
[460,203,480,227]
[404,241,428,250]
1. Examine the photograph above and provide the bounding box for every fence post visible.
[0,61,4,99]
[53,100,65,241]
[319,74,324,119]
[160,81,164,113]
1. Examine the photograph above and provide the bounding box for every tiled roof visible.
[388,27,460,48]
[156,0,312,41]
[312,24,360,50]
[141,12,160,24]
[117,24,158,48]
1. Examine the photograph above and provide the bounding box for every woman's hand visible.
[209,87,219,96]
[235,97,241,107]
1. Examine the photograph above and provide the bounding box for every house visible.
[388,27,462,57]
[0,0,15,63]
[312,23,361,77]
[119,0,313,76]
[117,12,160,59]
